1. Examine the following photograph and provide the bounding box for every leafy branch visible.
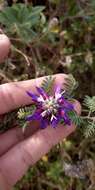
[0,4,45,44]
[82,96,95,138]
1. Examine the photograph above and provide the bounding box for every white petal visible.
[61,90,65,95]
[37,95,44,102]
[51,114,57,121]
[41,110,47,117]
[55,93,61,100]
[55,90,65,100]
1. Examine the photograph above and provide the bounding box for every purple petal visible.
[26,111,41,121]
[64,101,74,110]
[50,116,60,128]
[59,97,74,111]
[60,109,65,117]
[58,96,65,104]
[54,86,61,99]
[60,108,71,125]
[36,87,48,99]
[63,113,71,125]
[40,118,48,129]
[26,91,38,102]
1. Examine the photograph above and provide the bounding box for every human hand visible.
[0,34,81,190]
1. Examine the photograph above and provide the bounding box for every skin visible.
[0,34,81,190]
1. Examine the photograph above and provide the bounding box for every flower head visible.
[26,86,74,128]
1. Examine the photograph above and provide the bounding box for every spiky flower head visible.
[26,86,74,129]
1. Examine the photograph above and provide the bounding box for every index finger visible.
[0,74,67,114]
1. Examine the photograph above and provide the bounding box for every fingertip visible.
[54,73,68,88]
[73,100,81,115]
[0,34,11,63]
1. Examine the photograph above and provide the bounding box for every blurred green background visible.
[0,0,95,189]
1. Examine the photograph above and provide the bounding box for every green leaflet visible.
[18,105,36,119]
[18,105,36,131]
[41,76,55,94]
[64,74,78,96]
[84,96,95,113]
[84,122,95,138]
[68,111,83,126]
[83,96,95,138]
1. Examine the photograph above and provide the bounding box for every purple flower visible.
[26,86,74,129]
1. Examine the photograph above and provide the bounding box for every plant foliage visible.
[64,74,78,96]
[41,76,55,94]
[68,111,82,126]
[84,96,95,113]
[1,0,95,189]
[83,96,95,138]
[84,122,95,138]
[0,4,45,43]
